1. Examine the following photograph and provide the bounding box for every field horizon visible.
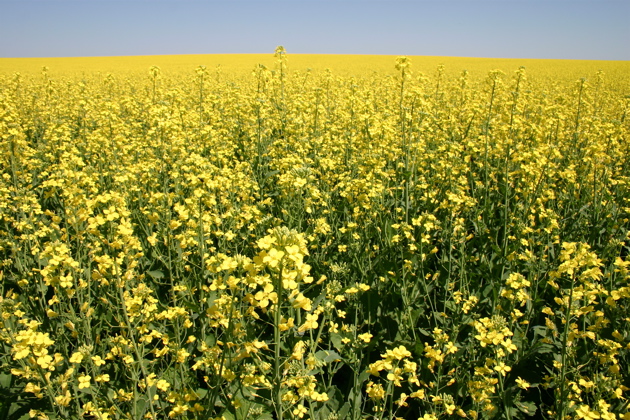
[2,53,630,85]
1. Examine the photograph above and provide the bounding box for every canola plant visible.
[1,48,630,419]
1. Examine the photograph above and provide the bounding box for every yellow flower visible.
[292,404,307,418]
[257,235,276,250]
[387,345,411,360]
[387,368,404,386]
[24,382,43,398]
[410,389,425,399]
[262,248,285,268]
[397,393,409,407]
[91,355,105,366]
[95,374,110,383]
[291,341,306,360]
[279,317,295,331]
[12,345,30,360]
[55,390,72,406]
[291,292,312,311]
[69,352,84,364]
[515,377,530,389]
[78,374,91,389]
[366,381,385,400]
[298,313,319,333]
[156,379,171,391]
[493,362,511,376]
[395,56,411,71]
[575,405,601,420]
[36,355,53,370]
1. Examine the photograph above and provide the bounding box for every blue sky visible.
[1,0,628,60]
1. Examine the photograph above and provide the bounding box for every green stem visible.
[273,263,284,420]
[557,279,575,420]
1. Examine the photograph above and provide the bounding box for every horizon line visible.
[2,53,628,62]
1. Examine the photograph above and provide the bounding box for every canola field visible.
[1,49,630,420]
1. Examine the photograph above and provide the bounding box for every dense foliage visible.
[1,49,630,419]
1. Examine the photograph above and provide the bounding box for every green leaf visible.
[532,325,548,338]
[315,350,342,364]
[228,387,274,420]
[323,386,342,412]
[0,373,11,388]
[330,333,345,352]
[195,388,208,399]
[338,402,351,419]
[483,283,494,298]
[133,398,147,418]
[515,401,537,416]
[413,340,425,357]
[147,270,164,279]
[357,370,371,384]
[532,341,554,354]
[418,328,431,336]
[348,385,363,412]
